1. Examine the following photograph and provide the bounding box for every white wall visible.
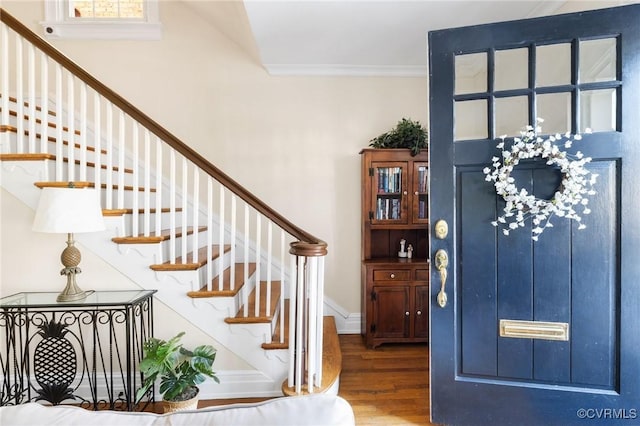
[0,0,427,359]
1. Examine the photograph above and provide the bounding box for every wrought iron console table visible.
[0,290,156,411]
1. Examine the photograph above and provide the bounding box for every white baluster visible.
[79,83,87,181]
[287,253,297,387]
[295,255,305,394]
[169,149,176,263]
[131,123,139,237]
[230,195,237,291]
[66,72,74,181]
[55,64,63,180]
[39,53,48,155]
[93,93,101,195]
[218,185,225,291]
[105,103,113,210]
[117,111,125,209]
[243,204,249,317]
[143,130,151,237]
[254,215,261,317]
[15,35,23,154]
[155,137,162,237]
[206,177,213,291]
[1,25,9,135]
[307,256,318,393]
[27,43,35,153]
[181,157,188,264]
[280,230,286,344]
[192,166,199,270]
[315,255,325,387]
[266,221,272,317]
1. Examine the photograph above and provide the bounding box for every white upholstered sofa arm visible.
[0,394,356,426]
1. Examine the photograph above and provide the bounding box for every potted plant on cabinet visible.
[135,332,219,413]
[369,118,428,156]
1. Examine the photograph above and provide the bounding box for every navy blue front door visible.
[428,5,640,426]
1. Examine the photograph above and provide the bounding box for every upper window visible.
[41,0,161,40]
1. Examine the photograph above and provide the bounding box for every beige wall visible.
[0,0,428,362]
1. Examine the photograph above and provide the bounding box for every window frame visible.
[41,0,161,40]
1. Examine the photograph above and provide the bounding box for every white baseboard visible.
[323,297,361,335]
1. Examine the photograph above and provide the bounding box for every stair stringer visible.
[1,159,290,395]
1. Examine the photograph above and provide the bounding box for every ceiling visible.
[237,0,637,77]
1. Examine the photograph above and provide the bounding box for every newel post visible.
[286,240,328,395]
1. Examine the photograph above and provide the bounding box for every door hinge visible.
[369,167,374,177]
[369,211,374,220]
[371,291,377,301]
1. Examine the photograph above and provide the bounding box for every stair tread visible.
[282,316,341,396]
[103,207,184,216]
[0,152,132,173]
[112,226,207,244]
[150,245,232,271]
[225,281,282,324]
[35,181,156,192]
[187,263,257,298]
[0,153,55,161]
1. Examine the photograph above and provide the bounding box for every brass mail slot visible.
[499,319,569,341]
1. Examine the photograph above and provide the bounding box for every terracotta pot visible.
[161,387,199,413]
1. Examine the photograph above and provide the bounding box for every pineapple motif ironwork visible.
[33,320,77,405]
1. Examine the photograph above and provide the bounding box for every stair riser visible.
[122,212,231,240]
[124,211,188,235]
[97,189,182,210]
[155,234,232,263]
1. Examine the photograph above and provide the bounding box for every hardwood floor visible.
[338,334,436,426]
[197,334,437,425]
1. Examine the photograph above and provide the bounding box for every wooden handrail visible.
[0,8,325,246]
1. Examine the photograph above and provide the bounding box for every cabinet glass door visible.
[371,162,407,224]
[412,163,429,224]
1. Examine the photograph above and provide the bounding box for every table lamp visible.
[32,186,105,302]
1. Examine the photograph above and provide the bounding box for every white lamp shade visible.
[32,187,105,234]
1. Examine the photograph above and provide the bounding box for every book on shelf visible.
[418,167,428,193]
[377,167,402,194]
[419,200,426,219]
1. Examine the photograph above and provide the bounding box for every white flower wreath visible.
[483,118,598,241]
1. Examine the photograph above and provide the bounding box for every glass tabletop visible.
[0,290,157,308]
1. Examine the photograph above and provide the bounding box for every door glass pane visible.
[536,43,571,87]
[580,89,616,132]
[495,48,529,91]
[495,96,528,137]
[580,38,617,83]
[455,53,487,95]
[537,92,572,134]
[454,100,487,140]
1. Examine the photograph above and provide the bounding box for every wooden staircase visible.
[1,7,339,397]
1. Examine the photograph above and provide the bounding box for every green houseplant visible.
[369,118,428,156]
[135,332,219,412]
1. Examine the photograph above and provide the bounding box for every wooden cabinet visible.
[360,149,430,349]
